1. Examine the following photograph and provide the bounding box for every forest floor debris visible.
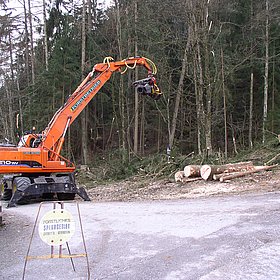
[82,168,280,202]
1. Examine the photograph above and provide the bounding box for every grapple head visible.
[133,75,162,100]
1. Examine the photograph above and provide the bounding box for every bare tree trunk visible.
[119,77,125,154]
[27,0,35,84]
[193,11,206,154]
[5,86,14,142]
[190,0,213,155]
[193,55,202,155]
[249,72,253,148]
[169,43,189,149]
[0,105,9,138]
[133,0,139,154]
[249,0,254,148]
[8,32,14,82]
[81,0,86,83]
[43,0,48,71]
[101,95,106,151]
[204,0,212,154]
[87,0,93,31]
[230,114,238,154]
[81,0,88,164]
[23,0,29,84]
[262,0,269,143]
[140,100,145,155]
[115,0,126,160]
[8,30,15,141]
[221,48,227,158]
[196,45,205,154]
[22,0,31,126]
[125,5,133,160]
[271,43,275,132]
[16,59,24,135]
[167,72,172,145]
[157,112,161,152]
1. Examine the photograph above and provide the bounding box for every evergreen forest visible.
[1,0,280,177]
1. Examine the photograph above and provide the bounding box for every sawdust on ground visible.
[84,168,280,202]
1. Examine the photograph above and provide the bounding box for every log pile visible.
[174,161,278,183]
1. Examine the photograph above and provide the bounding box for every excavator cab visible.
[18,133,42,148]
[133,75,162,100]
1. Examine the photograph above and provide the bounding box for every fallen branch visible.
[266,153,280,165]
[181,177,203,183]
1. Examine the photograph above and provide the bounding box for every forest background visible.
[0,0,280,180]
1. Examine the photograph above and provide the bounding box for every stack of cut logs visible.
[174,161,277,183]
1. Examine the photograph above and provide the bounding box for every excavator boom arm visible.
[40,57,161,153]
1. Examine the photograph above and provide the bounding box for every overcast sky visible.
[3,0,113,19]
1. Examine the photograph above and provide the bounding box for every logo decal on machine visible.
[0,161,42,167]
[0,160,19,165]
[71,80,101,112]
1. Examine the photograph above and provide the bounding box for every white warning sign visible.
[38,209,75,246]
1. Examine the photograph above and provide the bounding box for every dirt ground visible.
[85,168,280,202]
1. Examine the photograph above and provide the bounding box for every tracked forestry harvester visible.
[0,57,162,207]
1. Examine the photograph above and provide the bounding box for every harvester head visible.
[133,76,162,100]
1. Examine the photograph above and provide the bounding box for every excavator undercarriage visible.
[1,174,90,207]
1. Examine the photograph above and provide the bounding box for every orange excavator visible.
[0,57,161,207]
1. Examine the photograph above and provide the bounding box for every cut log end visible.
[200,165,212,180]
[183,165,201,178]
[175,171,185,182]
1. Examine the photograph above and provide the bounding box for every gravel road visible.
[1,191,280,279]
